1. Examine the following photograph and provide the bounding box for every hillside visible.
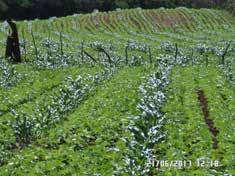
[0,8,234,175]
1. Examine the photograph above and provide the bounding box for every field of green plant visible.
[0,7,234,175]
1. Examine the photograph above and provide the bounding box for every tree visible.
[0,0,233,20]
[224,0,235,15]
[114,0,129,9]
[0,0,8,17]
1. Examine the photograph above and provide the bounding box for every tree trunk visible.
[5,20,21,63]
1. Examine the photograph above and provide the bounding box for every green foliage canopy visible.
[0,0,233,20]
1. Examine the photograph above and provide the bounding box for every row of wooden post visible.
[11,26,231,67]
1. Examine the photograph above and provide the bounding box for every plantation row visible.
[0,8,234,60]
[0,42,234,175]
[13,8,235,34]
[0,8,234,175]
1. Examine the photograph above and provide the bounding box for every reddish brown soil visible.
[197,89,219,149]
[147,10,189,28]
[103,14,110,24]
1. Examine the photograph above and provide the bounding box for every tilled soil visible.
[197,89,219,149]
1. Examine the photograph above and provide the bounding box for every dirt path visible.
[197,89,219,149]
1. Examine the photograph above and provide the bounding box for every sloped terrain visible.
[0,8,234,175]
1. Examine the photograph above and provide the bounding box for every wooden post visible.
[148,47,152,64]
[98,47,111,65]
[59,31,64,58]
[81,41,84,61]
[22,30,27,61]
[31,29,38,59]
[221,43,230,65]
[125,41,129,65]
[175,43,178,63]
[83,51,97,63]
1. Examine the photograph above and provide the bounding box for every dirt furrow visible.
[197,89,219,149]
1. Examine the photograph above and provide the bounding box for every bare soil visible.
[197,89,219,149]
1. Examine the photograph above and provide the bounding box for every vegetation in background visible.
[0,0,234,20]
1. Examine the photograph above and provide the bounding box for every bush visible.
[225,0,235,16]
[0,0,7,17]
[11,111,35,147]
[115,0,129,9]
